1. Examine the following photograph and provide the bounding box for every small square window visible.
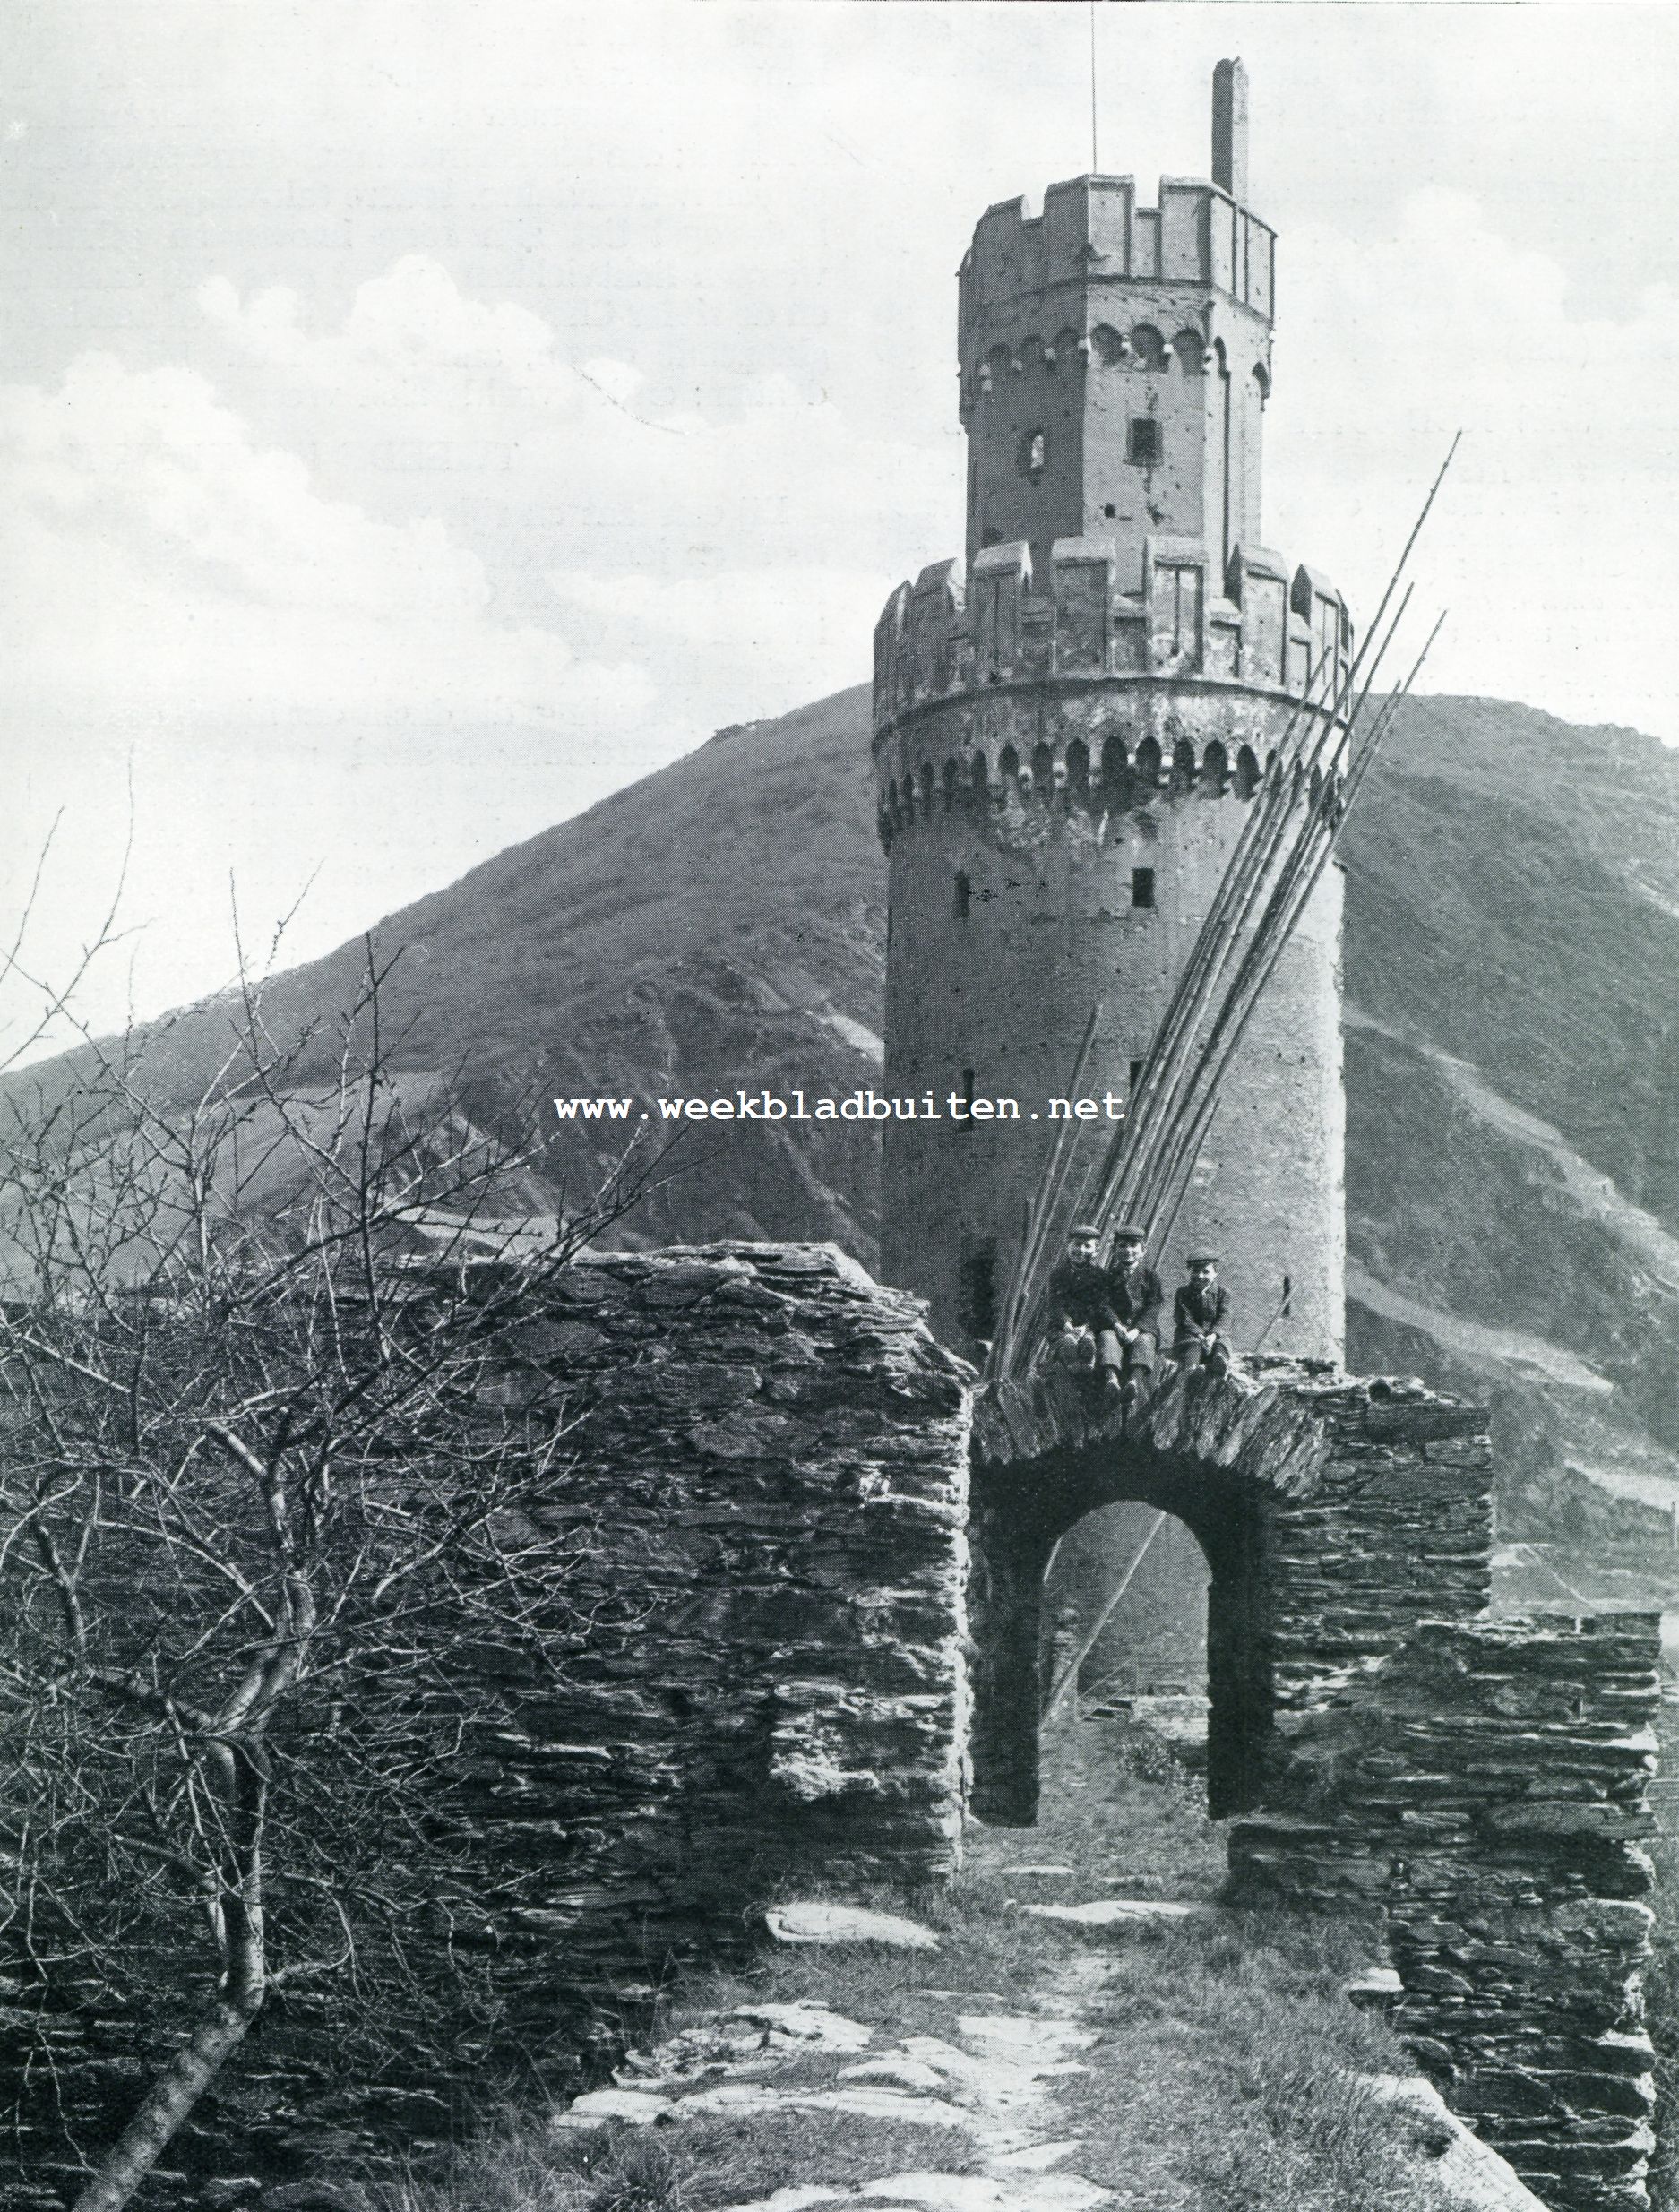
[1128,418,1161,465]
[1132,867,1156,909]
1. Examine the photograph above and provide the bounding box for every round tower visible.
[874,61,1348,1364]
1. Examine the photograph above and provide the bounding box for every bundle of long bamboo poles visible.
[986,443,1459,1385]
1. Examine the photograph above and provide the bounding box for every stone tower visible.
[872,60,1350,1364]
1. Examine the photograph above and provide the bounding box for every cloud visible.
[547,565,890,721]
[193,254,960,725]
[200,259,584,409]
[0,346,668,1052]
[1265,189,1679,737]
[0,349,652,726]
[197,256,958,583]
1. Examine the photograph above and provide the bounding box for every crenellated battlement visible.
[957,66,1275,586]
[872,534,1352,833]
[960,175,1276,346]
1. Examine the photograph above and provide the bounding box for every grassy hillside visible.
[15,685,1679,1541]
[1340,697,1679,1529]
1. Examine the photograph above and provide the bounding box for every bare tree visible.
[0,943,668,2210]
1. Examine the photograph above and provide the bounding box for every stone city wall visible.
[0,1246,1665,2210]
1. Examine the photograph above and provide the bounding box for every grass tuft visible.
[351,2109,981,2212]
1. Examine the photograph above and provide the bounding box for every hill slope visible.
[18,687,1679,1535]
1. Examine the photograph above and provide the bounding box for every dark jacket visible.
[1174,1280,1231,1345]
[1047,1255,1119,1334]
[1106,1261,1163,1337]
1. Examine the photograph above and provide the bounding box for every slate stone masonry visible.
[966,1364,1494,1822]
[1230,1614,1663,2212]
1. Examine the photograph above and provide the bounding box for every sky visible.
[5,0,1679,1054]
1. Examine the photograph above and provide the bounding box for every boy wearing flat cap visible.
[1106,1226,1163,1411]
[1174,1252,1233,1380]
[1047,1223,1126,1404]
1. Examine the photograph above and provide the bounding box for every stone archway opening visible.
[1038,1501,1212,1777]
[1043,1501,1210,1717]
[964,1358,1498,1835]
[965,1426,1277,1826]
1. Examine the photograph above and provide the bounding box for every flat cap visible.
[1186,1251,1220,1266]
[1113,1224,1147,1244]
[1068,1221,1101,1241]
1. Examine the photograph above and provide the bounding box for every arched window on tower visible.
[1065,738,1089,805]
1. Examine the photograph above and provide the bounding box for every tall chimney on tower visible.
[1212,57,1249,202]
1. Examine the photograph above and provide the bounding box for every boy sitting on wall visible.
[1106,1226,1163,1412]
[1047,1223,1125,1407]
[1173,1252,1233,1381]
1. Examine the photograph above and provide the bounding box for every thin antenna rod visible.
[1089,0,1099,171]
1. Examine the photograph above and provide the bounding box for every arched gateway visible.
[967,1357,1494,1824]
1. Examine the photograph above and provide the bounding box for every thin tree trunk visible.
[70,1989,262,2212]
[73,1745,268,2212]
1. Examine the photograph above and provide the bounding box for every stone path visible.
[555,1902,1552,2212]
[560,1990,1110,2212]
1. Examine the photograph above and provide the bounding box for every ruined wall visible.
[2,1247,1663,2211]
[0,1244,973,2207]
[874,541,1352,1365]
[1230,1615,1663,2212]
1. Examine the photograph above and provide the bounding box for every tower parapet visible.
[873,534,1351,772]
[960,174,1274,332]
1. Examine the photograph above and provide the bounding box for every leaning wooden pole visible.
[995,437,1460,1384]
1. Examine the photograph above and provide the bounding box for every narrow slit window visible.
[1128,418,1161,465]
[958,1240,999,1342]
[1129,1059,1144,1092]
[960,1066,977,1130]
[954,870,971,921]
[1132,866,1156,908]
